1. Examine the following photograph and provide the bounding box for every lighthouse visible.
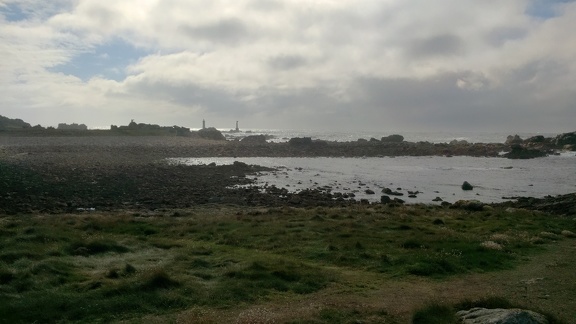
[235,121,239,132]
[202,119,206,129]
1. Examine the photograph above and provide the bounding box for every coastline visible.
[1,135,574,215]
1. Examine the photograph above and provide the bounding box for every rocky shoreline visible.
[2,130,575,159]
[1,135,575,216]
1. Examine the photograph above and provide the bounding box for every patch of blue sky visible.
[526,0,576,19]
[50,39,151,82]
[0,3,28,21]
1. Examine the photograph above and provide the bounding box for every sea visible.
[170,129,576,205]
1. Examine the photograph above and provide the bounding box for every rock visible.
[232,161,249,168]
[365,189,375,195]
[393,198,405,204]
[525,135,546,143]
[503,145,547,159]
[380,195,391,204]
[381,134,404,143]
[498,193,576,215]
[241,135,268,144]
[457,307,548,324]
[554,131,576,146]
[288,137,313,145]
[452,200,484,211]
[432,197,443,202]
[450,139,469,145]
[382,187,404,196]
[198,127,226,140]
[462,181,474,191]
[505,134,523,145]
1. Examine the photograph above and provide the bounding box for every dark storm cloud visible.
[406,34,465,59]
[502,59,568,85]
[351,72,530,131]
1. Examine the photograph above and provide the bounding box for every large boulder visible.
[381,134,404,143]
[461,181,474,191]
[503,145,547,159]
[198,127,226,140]
[457,307,548,324]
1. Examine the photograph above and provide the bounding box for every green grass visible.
[0,205,574,322]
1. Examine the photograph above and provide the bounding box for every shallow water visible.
[170,154,576,204]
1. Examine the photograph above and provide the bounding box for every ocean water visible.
[220,129,559,144]
[170,153,576,204]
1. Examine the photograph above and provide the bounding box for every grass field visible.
[1,204,575,323]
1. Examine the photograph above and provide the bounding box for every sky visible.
[1,0,575,133]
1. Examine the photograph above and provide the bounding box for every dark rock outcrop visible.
[555,131,576,146]
[496,193,576,216]
[381,134,404,143]
[524,135,546,143]
[241,135,268,144]
[198,127,226,140]
[289,137,313,145]
[503,145,547,159]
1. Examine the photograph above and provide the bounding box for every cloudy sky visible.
[1,0,575,132]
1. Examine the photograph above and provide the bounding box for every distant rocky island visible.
[1,114,575,159]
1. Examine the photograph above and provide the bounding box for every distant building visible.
[202,119,206,129]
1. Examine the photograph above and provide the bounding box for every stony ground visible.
[2,135,574,215]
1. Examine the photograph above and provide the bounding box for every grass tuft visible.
[412,304,459,324]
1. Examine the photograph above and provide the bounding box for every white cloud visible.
[1,0,575,132]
